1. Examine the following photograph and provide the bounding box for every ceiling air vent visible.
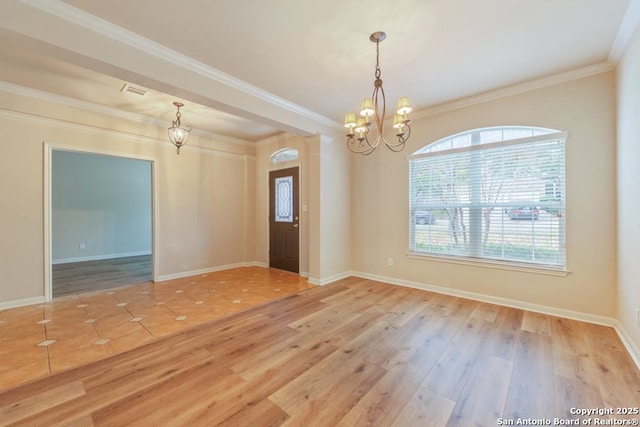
[120,83,148,96]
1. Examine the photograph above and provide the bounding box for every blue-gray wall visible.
[52,150,152,263]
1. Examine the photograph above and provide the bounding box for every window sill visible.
[406,251,570,277]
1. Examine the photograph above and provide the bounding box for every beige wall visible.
[0,90,256,305]
[0,86,353,307]
[0,60,626,343]
[254,132,351,283]
[617,23,640,353]
[316,134,352,283]
[255,134,311,276]
[351,72,618,318]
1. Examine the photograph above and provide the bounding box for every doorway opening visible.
[45,145,157,300]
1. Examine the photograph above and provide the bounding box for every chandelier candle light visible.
[168,101,191,155]
[344,31,412,155]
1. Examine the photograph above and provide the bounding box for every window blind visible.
[409,131,566,267]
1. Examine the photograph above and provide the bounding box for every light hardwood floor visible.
[52,255,152,297]
[0,267,313,390]
[1,275,639,426]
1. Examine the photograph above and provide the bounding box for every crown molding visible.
[0,81,254,147]
[15,0,624,133]
[1,81,156,124]
[609,0,640,63]
[411,62,615,121]
[255,132,301,147]
[21,0,341,131]
[0,107,160,144]
[0,107,249,160]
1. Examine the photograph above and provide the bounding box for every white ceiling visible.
[0,0,638,143]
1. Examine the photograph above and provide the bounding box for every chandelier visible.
[168,101,191,155]
[344,32,412,155]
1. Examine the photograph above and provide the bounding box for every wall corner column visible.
[306,132,351,285]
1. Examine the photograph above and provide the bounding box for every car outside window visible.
[409,126,566,268]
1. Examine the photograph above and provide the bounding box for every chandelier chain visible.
[375,40,381,80]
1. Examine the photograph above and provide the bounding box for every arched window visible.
[270,148,299,164]
[409,126,567,269]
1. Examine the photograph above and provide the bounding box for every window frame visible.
[408,126,569,275]
[270,148,299,164]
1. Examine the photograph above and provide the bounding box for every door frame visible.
[268,165,300,274]
[43,142,159,301]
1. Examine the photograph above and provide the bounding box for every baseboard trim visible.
[53,251,152,265]
[0,296,46,311]
[350,270,616,326]
[614,323,640,371]
[156,262,267,282]
[4,266,636,370]
[350,270,640,370]
[307,271,351,286]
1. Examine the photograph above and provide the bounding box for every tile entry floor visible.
[0,266,313,392]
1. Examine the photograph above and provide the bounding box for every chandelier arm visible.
[347,143,376,155]
[372,123,410,152]
[387,139,407,152]
[367,133,381,152]
[372,85,385,137]
[343,31,412,155]
[361,137,377,153]
[388,124,411,148]
[384,136,409,152]
[369,58,406,151]
[370,81,396,150]
[346,135,376,154]
[402,125,411,143]
[359,143,376,155]
[363,135,375,150]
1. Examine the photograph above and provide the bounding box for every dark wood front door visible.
[269,167,299,273]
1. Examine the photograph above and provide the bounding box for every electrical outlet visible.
[387,257,394,266]
[79,243,86,250]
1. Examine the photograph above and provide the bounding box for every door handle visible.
[293,223,299,228]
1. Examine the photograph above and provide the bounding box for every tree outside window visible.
[409,126,566,268]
